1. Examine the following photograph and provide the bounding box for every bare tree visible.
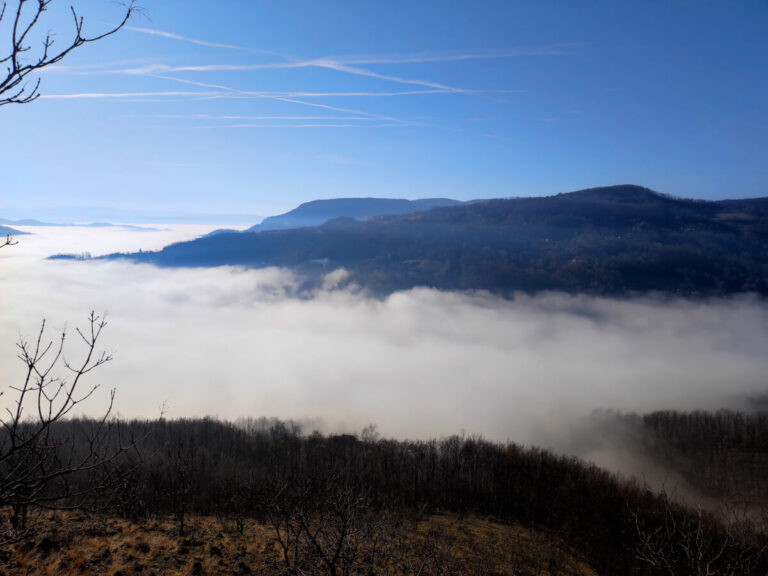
[1,235,17,248]
[161,432,199,537]
[269,484,388,576]
[0,312,134,545]
[1,0,137,105]
[631,498,765,576]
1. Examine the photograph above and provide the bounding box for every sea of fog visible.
[2,224,768,457]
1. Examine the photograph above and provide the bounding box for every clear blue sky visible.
[1,0,767,218]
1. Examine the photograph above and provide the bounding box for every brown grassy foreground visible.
[0,511,597,576]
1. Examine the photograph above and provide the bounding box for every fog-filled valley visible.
[3,222,768,502]
[4,1,768,573]
[4,218,768,575]
[3,225,767,444]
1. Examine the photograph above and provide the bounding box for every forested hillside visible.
[606,410,768,508]
[4,417,766,575]
[247,197,463,232]
[98,186,768,296]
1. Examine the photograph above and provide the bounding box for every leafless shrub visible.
[0,312,135,545]
[631,494,766,576]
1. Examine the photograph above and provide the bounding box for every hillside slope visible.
[0,225,27,237]
[247,197,463,232]
[204,197,462,237]
[102,185,768,296]
[3,512,598,576]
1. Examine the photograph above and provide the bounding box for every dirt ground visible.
[0,511,598,575]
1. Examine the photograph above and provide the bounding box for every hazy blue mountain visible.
[0,217,52,226]
[202,227,241,237]
[83,222,167,232]
[245,197,463,232]
[92,185,768,296]
[0,217,165,231]
[201,197,462,238]
[1,208,263,225]
[0,225,27,236]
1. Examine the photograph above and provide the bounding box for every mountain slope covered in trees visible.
[99,185,768,296]
[608,410,768,508]
[6,416,767,575]
[247,197,463,232]
[205,197,463,237]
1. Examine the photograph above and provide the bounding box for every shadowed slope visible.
[93,185,768,296]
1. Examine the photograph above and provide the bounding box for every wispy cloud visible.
[92,44,562,94]
[42,29,540,129]
[150,74,423,126]
[40,91,224,99]
[330,44,580,64]
[45,59,160,74]
[289,89,523,97]
[154,114,381,121]
[310,59,468,93]
[204,88,522,99]
[47,38,536,102]
[119,63,302,74]
[116,59,469,93]
[122,31,576,63]
[273,89,452,97]
[126,26,277,55]
[201,123,401,129]
[37,90,461,102]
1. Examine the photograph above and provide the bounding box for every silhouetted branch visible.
[0,312,133,546]
[0,0,137,105]
[0,234,17,248]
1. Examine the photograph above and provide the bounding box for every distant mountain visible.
[202,197,463,237]
[94,185,768,296]
[0,217,165,231]
[203,228,240,237]
[2,208,263,225]
[0,225,27,237]
[246,197,463,233]
[0,217,52,226]
[82,222,167,232]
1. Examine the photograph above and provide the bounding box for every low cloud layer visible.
[1,226,767,450]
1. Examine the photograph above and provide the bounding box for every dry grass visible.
[0,511,598,575]
[421,514,598,575]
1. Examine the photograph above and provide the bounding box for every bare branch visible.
[0,0,137,106]
[0,234,18,248]
[0,312,132,546]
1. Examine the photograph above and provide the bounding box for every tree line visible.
[3,415,765,575]
[612,409,768,508]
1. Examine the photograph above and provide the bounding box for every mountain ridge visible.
[246,197,463,233]
[0,224,27,237]
[78,185,768,296]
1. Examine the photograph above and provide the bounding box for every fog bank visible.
[1,226,767,448]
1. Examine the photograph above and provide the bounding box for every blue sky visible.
[1,0,767,219]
